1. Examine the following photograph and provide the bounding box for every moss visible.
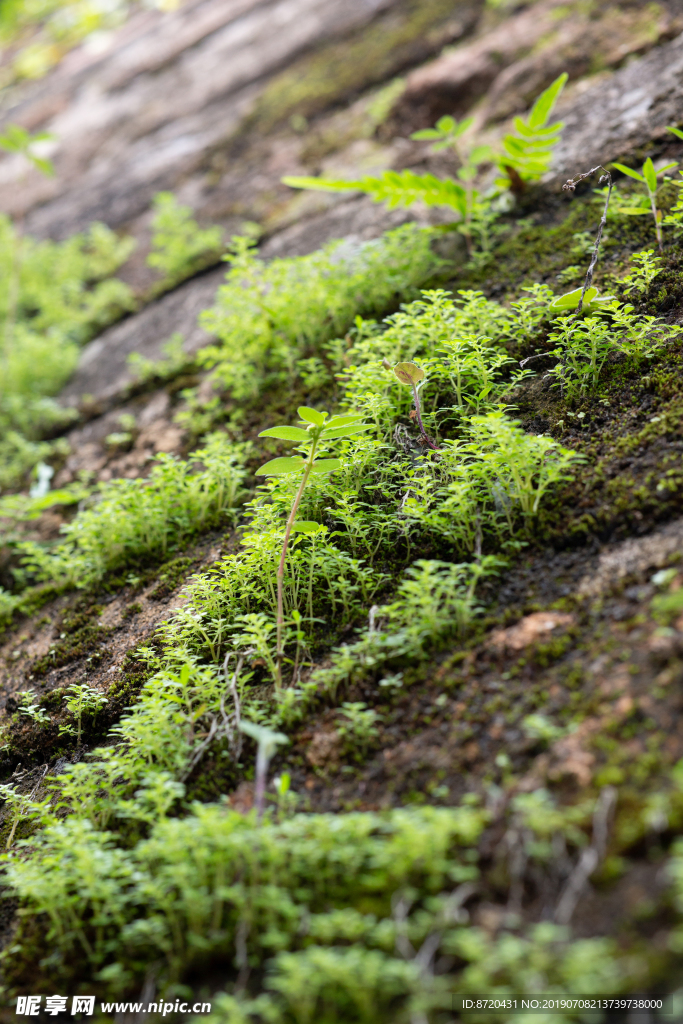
[29,603,111,678]
[241,0,469,137]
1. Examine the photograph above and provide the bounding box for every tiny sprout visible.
[393,362,439,450]
[239,720,289,820]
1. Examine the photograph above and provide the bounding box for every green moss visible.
[242,0,466,135]
[30,603,110,678]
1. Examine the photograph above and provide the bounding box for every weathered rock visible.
[552,28,683,177]
[59,266,224,407]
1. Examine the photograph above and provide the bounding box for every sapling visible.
[393,363,439,450]
[256,407,371,687]
[238,720,289,820]
[611,155,678,252]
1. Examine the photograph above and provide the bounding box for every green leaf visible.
[255,457,306,475]
[527,73,568,130]
[667,126,683,141]
[549,286,599,310]
[310,458,342,475]
[618,208,651,216]
[29,155,54,177]
[411,128,442,141]
[291,521,322,533]
[259,426,311,442]
[284,170,468,217]
[643,158,658,194]
[321,424,372,439]
[658,162,679,176]
[612,163,645,182]
[325,413,363,428]
[297,406,327,425]
[282,175,362,193]
[394,361,425,386]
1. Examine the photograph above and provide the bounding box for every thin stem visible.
[275,441,317,688]
[649,187,663,252]
[410,383,440,451]
[562,166,612,316]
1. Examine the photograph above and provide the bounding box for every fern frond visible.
[283,171,468,217]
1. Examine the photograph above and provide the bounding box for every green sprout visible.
[256,407,371,687]
[17,690,50,727]
[392,362,439,450]
[239,720,289,820]
[611,155,678,252]
[59,683,108,745]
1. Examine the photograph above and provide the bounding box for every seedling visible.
[561,165,614,316]
[238,719,289,820]
[621,249,662,296]
[17,690,50,727]
[393,362,439,450]
[337,702,380,758]
[256,407,371,686]
[59,683,108,745]
[611,155,678,252]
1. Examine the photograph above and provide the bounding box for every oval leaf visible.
[259,426,311,442]
[255,457,306,476]
[322,424,372,440]
[325,413,363,428]
[611,162,645,182]
[297,406,326,426]
[394,361,425,386]
[643,157,658,194]
[548,286,599,310]
[310,458,342,475]
[291,521,322,534]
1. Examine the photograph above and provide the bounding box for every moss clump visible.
[29,603,110,678]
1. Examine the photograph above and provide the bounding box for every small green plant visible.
[17,690,50,726]
[60,683,108,744]
[238,720,289,820]
[393,361,439,449]
[621,249,662,295]
[611,156,678,252]
[147,192,223,289]
[337,702,381,758]
[200,225,444,402]
[256,408,371,686]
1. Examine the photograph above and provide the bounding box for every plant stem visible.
[649,187,663,252]
[275,442,317,688]
[562,166,612,316]
[410,383,440,451]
